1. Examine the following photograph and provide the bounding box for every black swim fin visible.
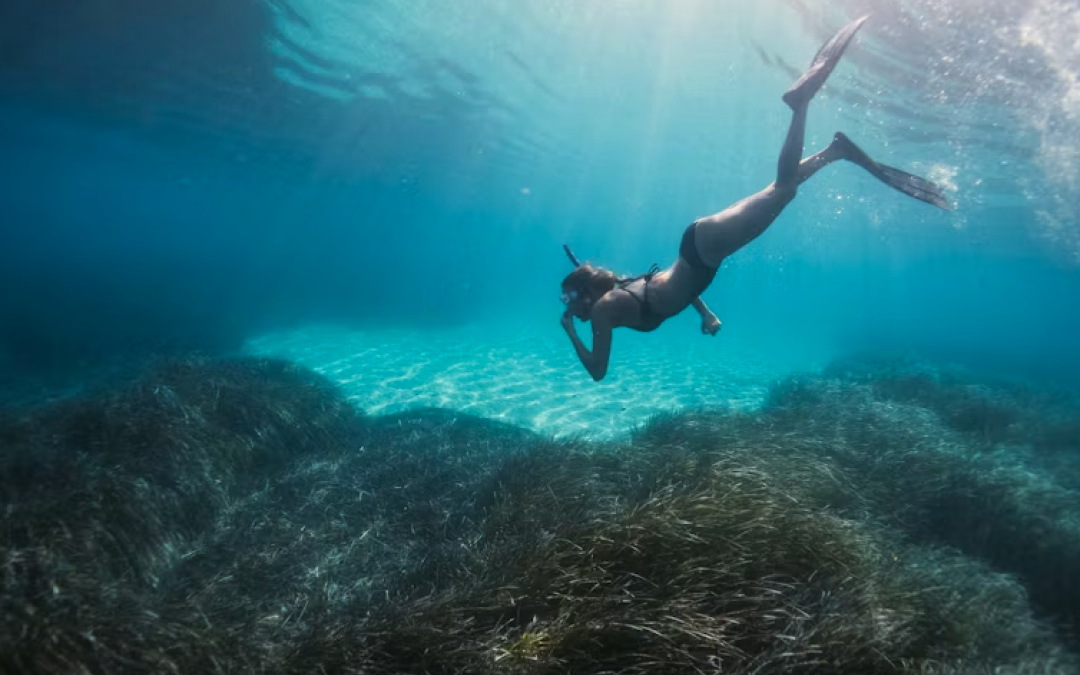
[783,15,870,110]
[834,132,952,210]
[870,163,953,210]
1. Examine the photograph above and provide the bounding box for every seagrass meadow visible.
[2,355,1078,675]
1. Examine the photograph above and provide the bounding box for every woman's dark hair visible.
[561,263,617,303]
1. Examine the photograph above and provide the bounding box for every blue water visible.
[2,0,1079,390]
[6,2,1080,671]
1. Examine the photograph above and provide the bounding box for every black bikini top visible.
[618,264,666,333]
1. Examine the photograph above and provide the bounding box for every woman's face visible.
[562,287,593,321]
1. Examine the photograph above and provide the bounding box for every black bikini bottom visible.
[679,221,718,293]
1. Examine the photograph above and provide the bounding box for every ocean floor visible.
[6,339,1080,675]
[245,319,820,438]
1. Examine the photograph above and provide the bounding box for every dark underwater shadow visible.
[0,0,503,389]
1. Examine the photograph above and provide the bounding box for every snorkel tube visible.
[560,245,584,314]
[563,244,582,268]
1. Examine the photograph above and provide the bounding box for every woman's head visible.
[561,263,616,320]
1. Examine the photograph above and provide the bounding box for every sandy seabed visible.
[245,320,816,438]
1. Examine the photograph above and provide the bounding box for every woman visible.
[560,15,950,382]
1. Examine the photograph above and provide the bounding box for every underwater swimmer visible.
[560,15,951,382]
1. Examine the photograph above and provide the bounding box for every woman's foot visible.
[831,131,874,169]
[782,15,870,111]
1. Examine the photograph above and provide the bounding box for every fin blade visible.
[833,132,953,210]
[782,15,870,110]
[872,163,953,210]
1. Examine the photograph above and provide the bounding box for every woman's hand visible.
[701,314,722,336]
[561,311,576,332]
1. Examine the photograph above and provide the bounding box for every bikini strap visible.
[617,263,660,287]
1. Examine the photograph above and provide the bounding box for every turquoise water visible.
[3,2,1080,671]
[3,0,1079,407]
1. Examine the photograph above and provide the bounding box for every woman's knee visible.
[771,182,798,204]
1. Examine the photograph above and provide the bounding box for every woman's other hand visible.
[701,315,722,336]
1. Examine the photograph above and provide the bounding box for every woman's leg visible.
[776,102,809,189]
[797,134,847,184]
[690,111,808,264]
[692,59,846,264]
[692,17,872,263]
